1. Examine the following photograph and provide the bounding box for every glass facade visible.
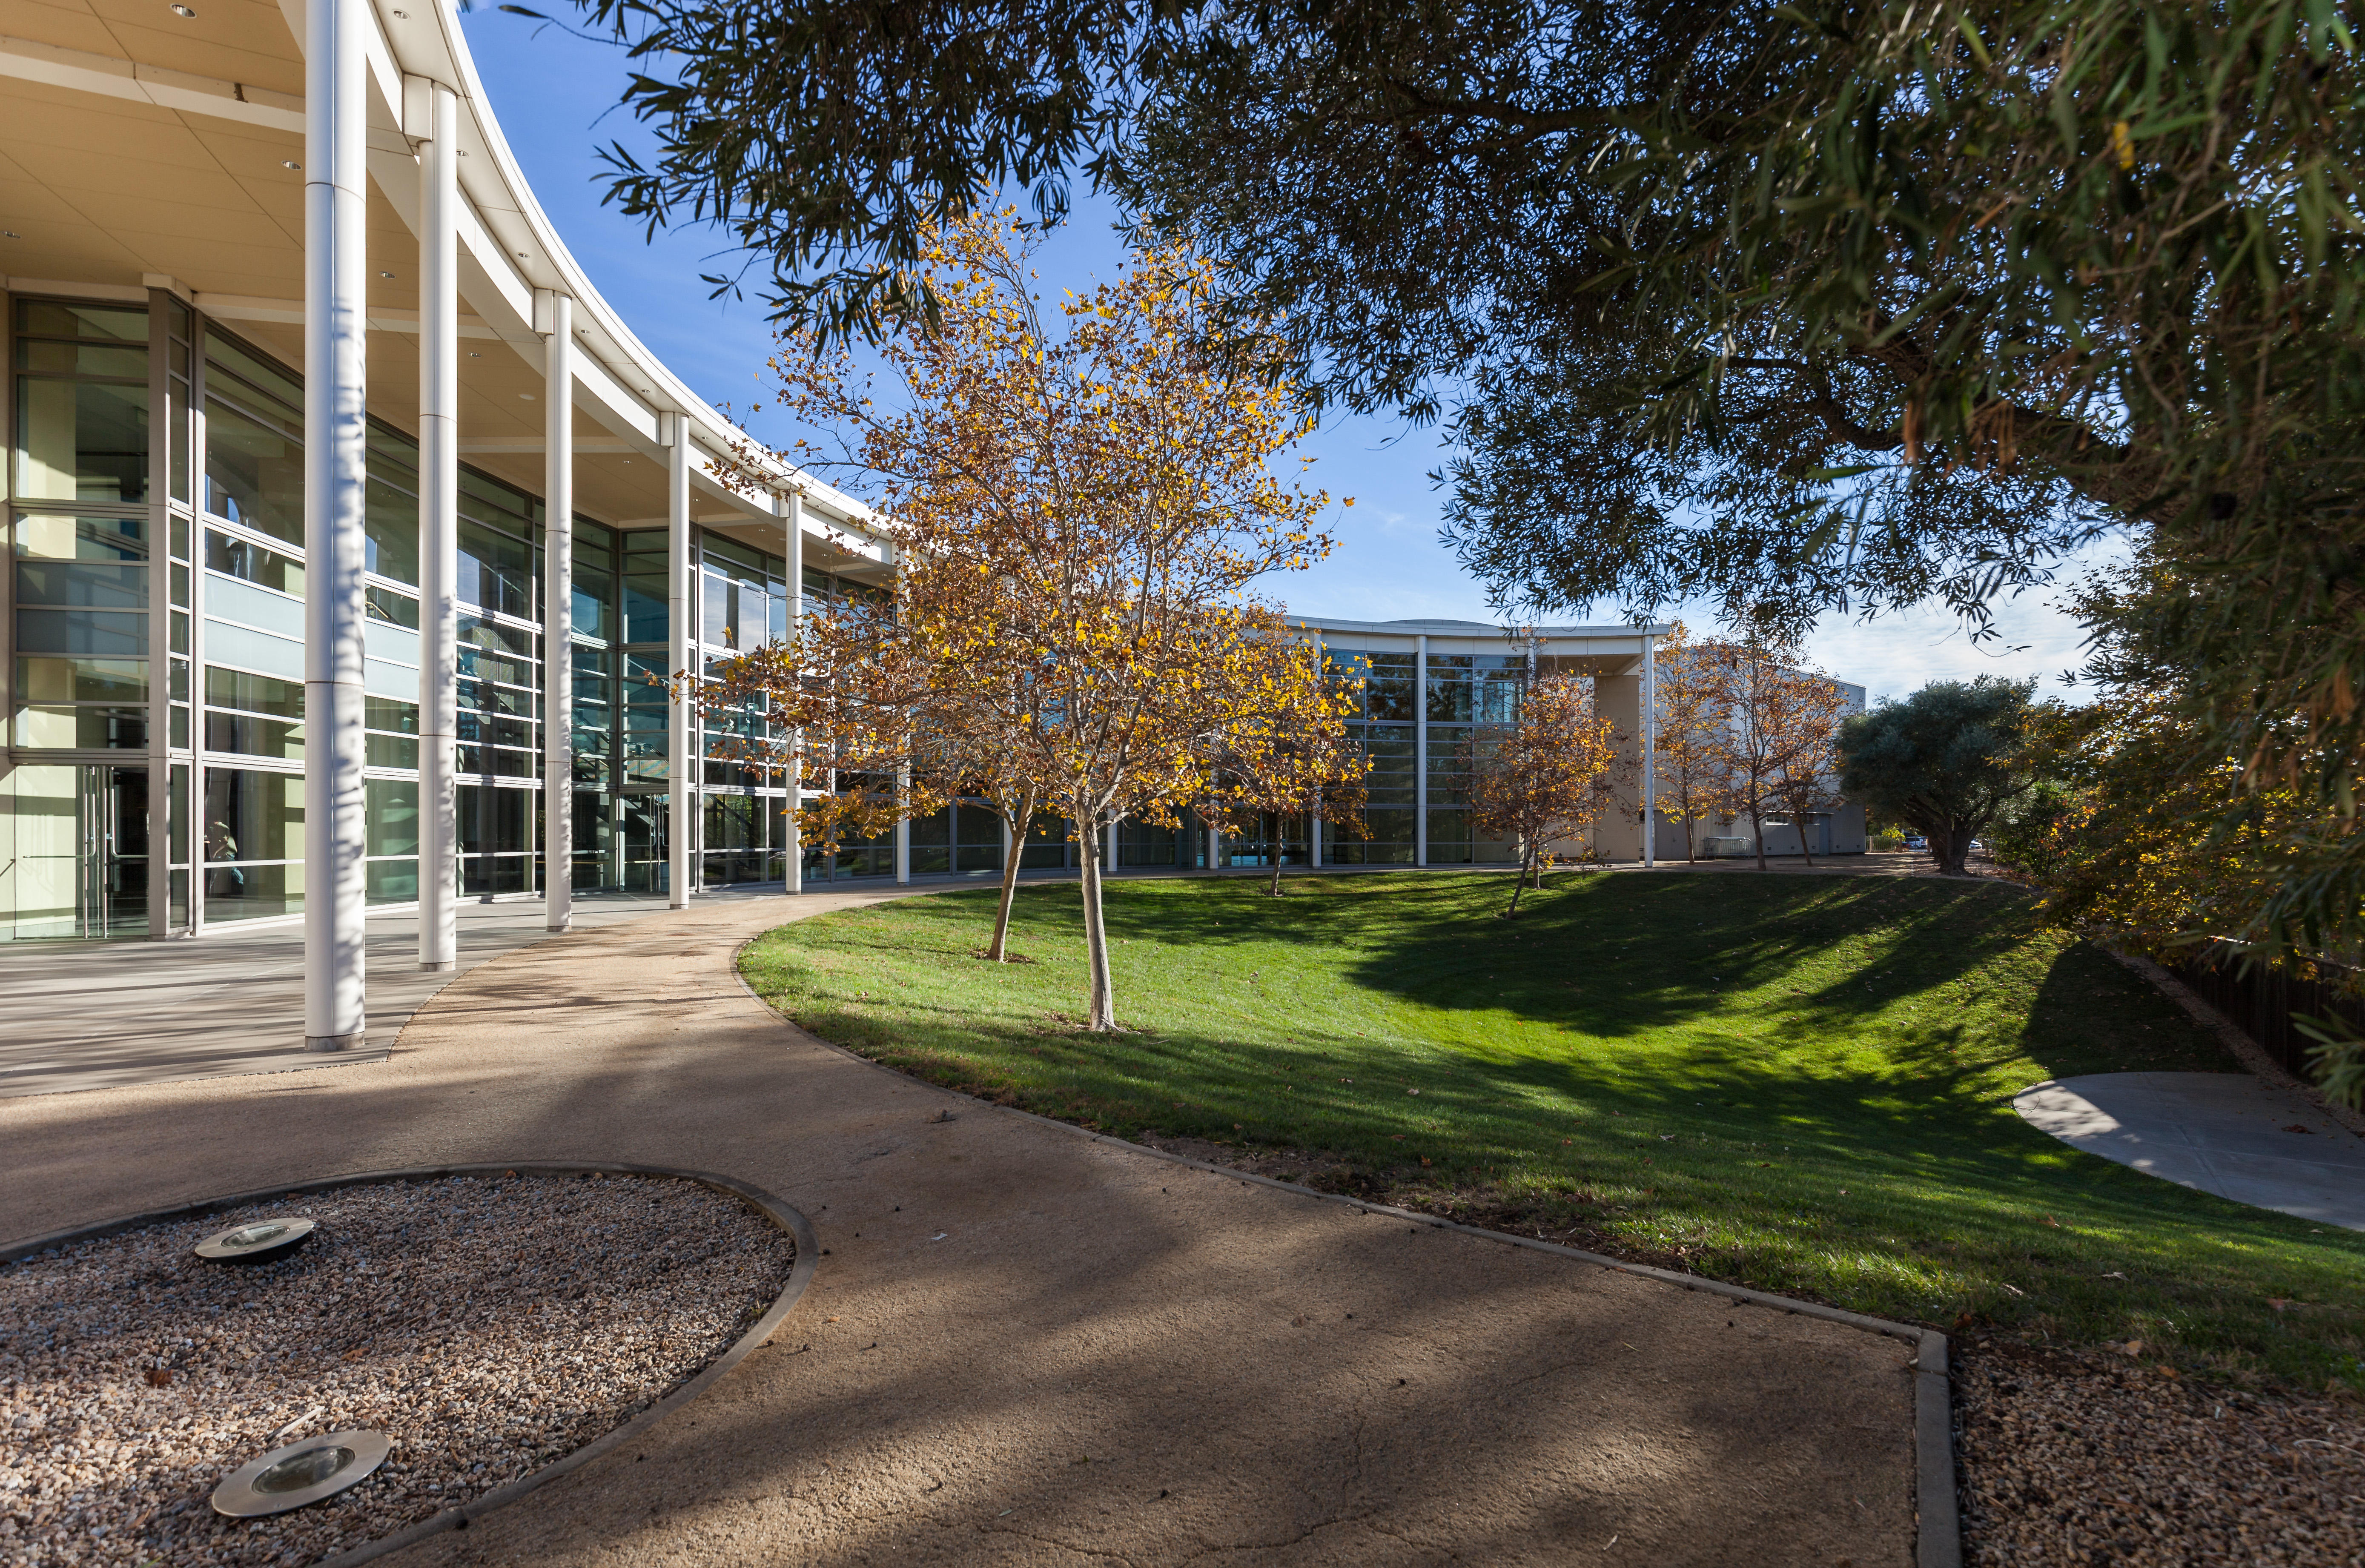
[5,295,1597,944]
[1,295,814,939]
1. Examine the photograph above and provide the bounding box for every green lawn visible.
[740,870,2365,1390]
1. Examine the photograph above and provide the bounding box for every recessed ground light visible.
[1,232,17,239]
[379,270,395,278]
[212,1430,390,1517]
[193,1215,316,1264]
[170,3,197,15]
[283,160,302,170]
[468,350,482,358]
[519,392,536,400]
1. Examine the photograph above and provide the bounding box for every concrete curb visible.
[728,941,1964,1568]
[0,1159,820,1567]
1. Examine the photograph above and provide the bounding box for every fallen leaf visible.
[144,1367,172,1387]
[2122,1339,2145,1356]
[2040,1215,2061,1227]
[2282,1124,2313,1134]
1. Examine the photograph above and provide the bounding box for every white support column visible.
[1643,632,1658,869]
[301,0,369,1052]
[1414,635,1429,868]
[666,413,692,908]
[783,490,803,894]
[416,79,459,970]
[144,288,172,941]
[894,794,911,885]
[1310,808,1323,869]
[1205,823,1220,871]
[540,290,573,932]
[1106,816,1119,876]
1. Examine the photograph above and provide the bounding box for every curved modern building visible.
[0,2,1863,1049]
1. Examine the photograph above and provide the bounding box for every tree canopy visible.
[1838,677,2040,875]
[572,0,2365,951]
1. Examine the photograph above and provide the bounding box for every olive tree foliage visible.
[1837,677,2042,876]
[560,0,2365,940]
[562,0,2358,618]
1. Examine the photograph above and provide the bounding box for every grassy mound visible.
[740,870,2364,1390]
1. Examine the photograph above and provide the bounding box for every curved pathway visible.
[2016,1072,2365,1233]
[2,893,1917,1566]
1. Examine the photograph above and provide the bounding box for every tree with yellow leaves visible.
[715,212,1340,1029]
[1645,622,1736,862]
[1195,615,1370,897]
[1703,636,1854,871]
[1467,675,1621,917]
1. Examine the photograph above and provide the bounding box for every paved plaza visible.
[2,888,1921,1567]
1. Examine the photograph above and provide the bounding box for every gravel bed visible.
[0,1171,796,1566]
[1957,1341,2365,1565]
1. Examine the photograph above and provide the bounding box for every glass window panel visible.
[204,394,303,544]
[15,559,146,609]
[204,332,302,416]
[14,513,143,562]
[205,711,303,759]
[14,378,148,503]
[365,585,420,628]
[458,518,530,618]
[204,767,304,861]
[11,706,147,748]
[17,656,146,703]
[14,340,148,378]
[574,556,615,644]
[367,733,419,769]
[457,785,530,854]
[169,373,190,503]
[206,665,303,717]
[366,695,419,733]
[18,301,148,341]
[16,610,146,658]
[367,858,419,904]
[364,473,419,586]
[366,778,419,857]
[622,568,668,644]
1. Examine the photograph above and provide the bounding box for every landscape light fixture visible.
[212,1430,390,1517]
[193,1215,316,1265]
[170,4,197,15]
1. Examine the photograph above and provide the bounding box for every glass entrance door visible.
[77,765,148,937]
[4,763,149,939]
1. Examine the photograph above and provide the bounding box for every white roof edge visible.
[404,0,877,537]
[1289,616,1676,640]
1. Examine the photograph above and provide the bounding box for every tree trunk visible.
[1506,846,1531,918]
[1938,825,1971,877]
[1797,809,1815,868]
[1081,825,1117,1030]
[1269,856,1284,897]
[1751,792,1768,871]
[985,786,1038,961]
[1683,814,1696,862]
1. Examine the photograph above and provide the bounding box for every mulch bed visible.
[0,1171,795,1567]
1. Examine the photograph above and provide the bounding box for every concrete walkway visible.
[0,886,796,1098]
[2015,1072,2365,1233]
[1,892,1918,1566]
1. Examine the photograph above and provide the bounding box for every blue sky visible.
[461,9,2113,707]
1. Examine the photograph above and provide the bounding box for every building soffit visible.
[0,0,876,560]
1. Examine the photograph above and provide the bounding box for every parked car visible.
[1904,835,1928,851]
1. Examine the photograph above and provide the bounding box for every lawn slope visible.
[740,871,2364,1390]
